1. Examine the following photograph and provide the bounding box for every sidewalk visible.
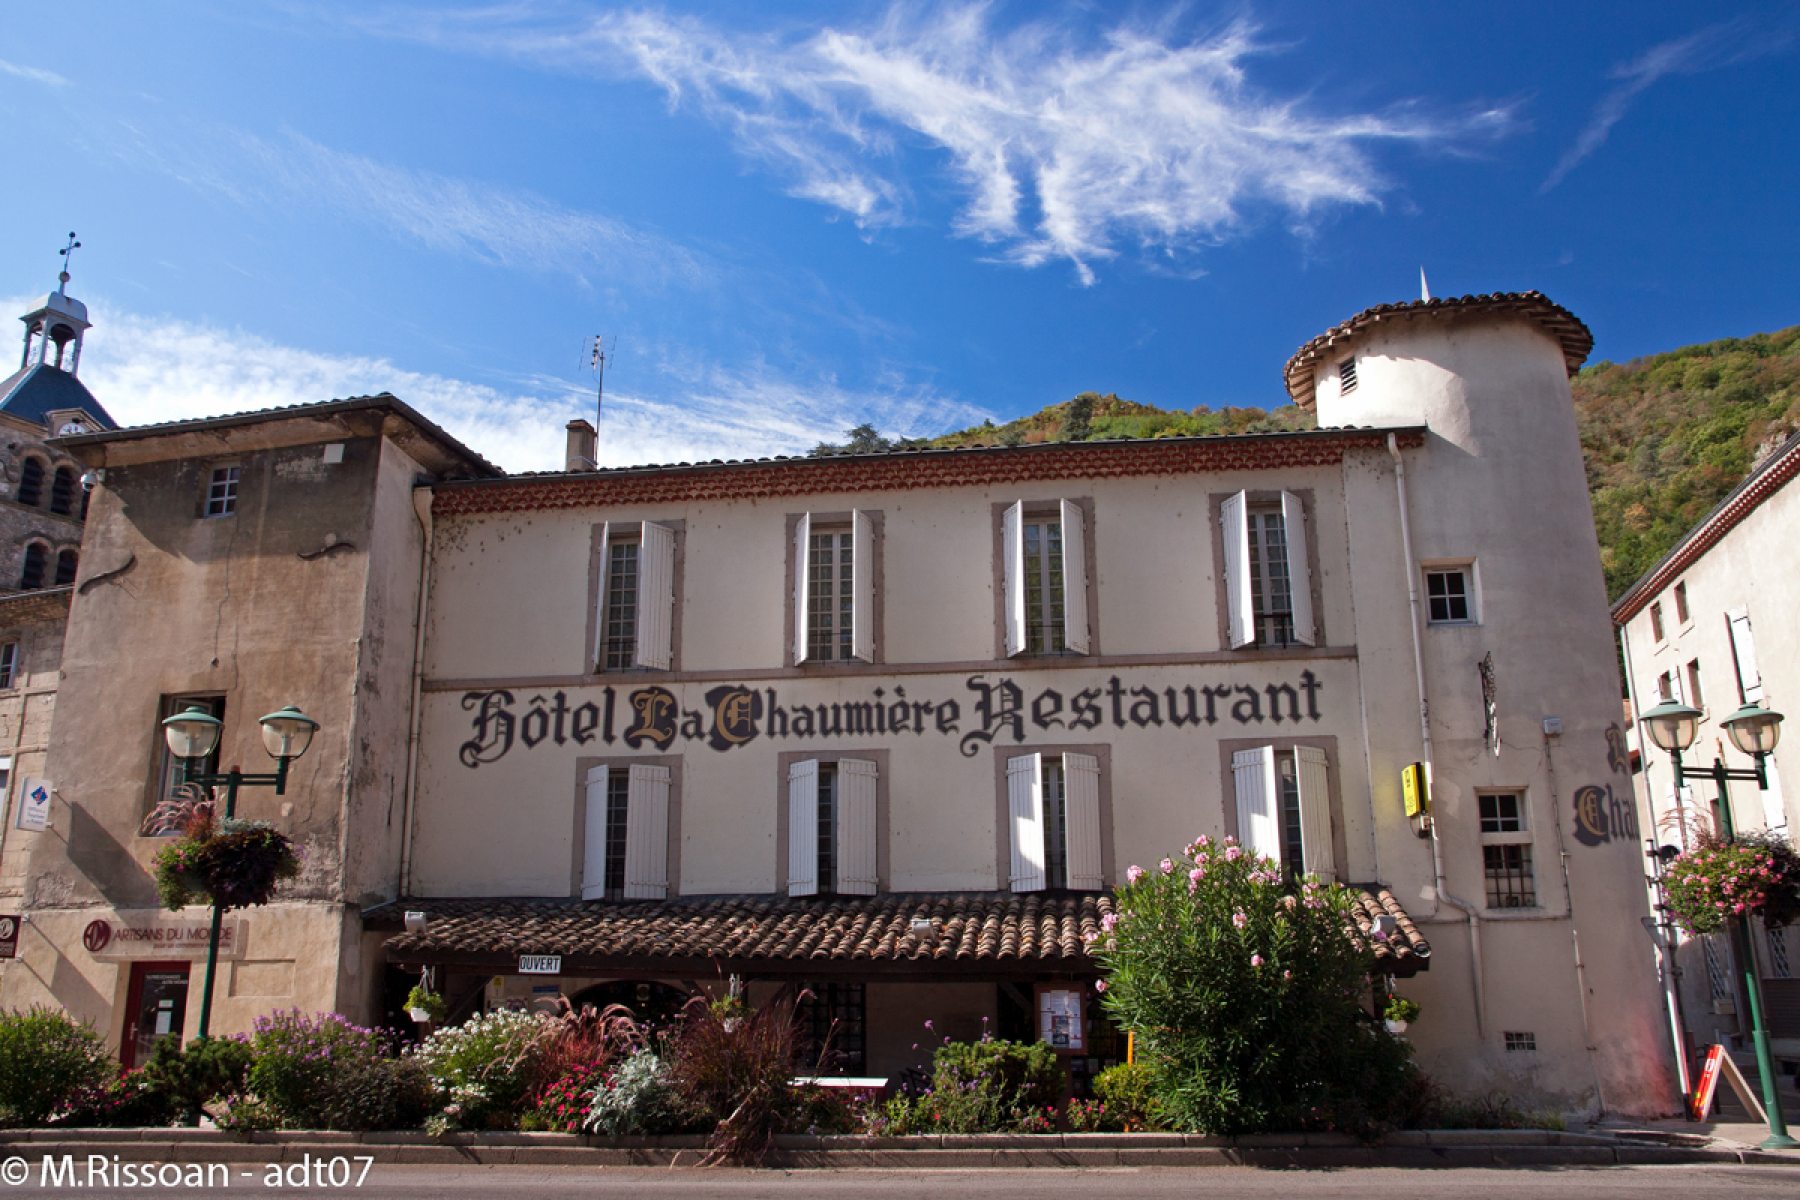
[3,1126,1797,1169]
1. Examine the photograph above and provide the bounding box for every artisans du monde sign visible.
[459,670,1328,767]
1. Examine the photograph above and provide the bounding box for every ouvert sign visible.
[458,669,1330,767]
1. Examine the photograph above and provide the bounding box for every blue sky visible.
[2,2,1796,471]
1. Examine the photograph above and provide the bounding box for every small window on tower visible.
[204,465,241,518]
[1338,358,1358,394]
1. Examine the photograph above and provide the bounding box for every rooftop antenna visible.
[587,334,612,433]
[57,231,80,294]
[1419,266,1431,303]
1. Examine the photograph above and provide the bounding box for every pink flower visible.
[1095,979,1108,993]
[1223,835,1237,845]
[1127,865,1145,884]
[1282,969,1293,981]
[1160,858,1175,875]
[1189,867,1205,884]
[1100,912,1119,933]
[1232,910,1247,929]
[1250,954,1264,968]
[1225,846,1242,862]
[1196,835,1211,848]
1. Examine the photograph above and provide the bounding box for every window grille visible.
[602,537,640,670]
[1503,1031,1537,1053]
[1338,358,1358,394]
[1023,519,1067,654]
[806,529,855,660]
[204,465,240,517]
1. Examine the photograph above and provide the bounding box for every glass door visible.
[122,962,190,1068]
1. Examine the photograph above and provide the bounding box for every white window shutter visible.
[1280,491,1315,646]
[836,758,879,896]
[1232,746,1281,864]
[1761,761,1787,832]
[1060,498,1091,654]
[1063,751,1103,890]
[581,764,610,900]
[787,758,820,896]
[852,509,875,663]
[1002,501,1026,656]
[1221,491,1253,648]
[1727,608,1763,704]
[1007,752,1047,892]
[1293,746,1334,879]
[635,521,675,670]
[623,764,671,899]
[1670,665,1687,707]
[592,521,611,670]
[793,513,812,665]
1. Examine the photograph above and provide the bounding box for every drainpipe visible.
[1388,433,1486,1035]
[398,485,434,897]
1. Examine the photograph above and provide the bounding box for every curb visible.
[0,1129,1793,1169]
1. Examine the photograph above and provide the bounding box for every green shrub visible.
[1091,837,1424,1136]
[879,1038,1062,1134]
[584,1050,697,1136]
[0,1006,113,1126]
[1092,1061,1163,1131]
[55,1068,174,1128]
[414,1007,550,1132]
[246,1010,429,1131]
[142,1035,252,1124]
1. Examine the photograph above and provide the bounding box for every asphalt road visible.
[6,1163,1799,1199]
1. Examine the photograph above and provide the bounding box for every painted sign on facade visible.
[81,916,244,962]
[459,670,1328,767]
[1573,782,1639,847]
[14,778,50,831]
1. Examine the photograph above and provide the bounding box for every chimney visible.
[565,419,597,472]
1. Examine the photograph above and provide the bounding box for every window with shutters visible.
[49,467,77,516]
[1337,357,1358,395]
[592,521,679,672]
[1686,659,1704,712]
[998,499,1092,658]
[1229,743,1335,880]
[18,542,48,590]
[1003,748,1107,893]
[1726,608,1762,704]
[16,457,44,507]
[790,511,878,664]
[580,759,677,900]
[783,752,882,897]
[54,548,77,587]
[1478,791,1535,909]
[1219,490,1315,650]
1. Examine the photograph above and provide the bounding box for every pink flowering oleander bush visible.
[1662,831,1800,935]
[245,1010,430,1131]
[1089,836,1423,1137]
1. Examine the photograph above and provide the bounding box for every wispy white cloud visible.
[19,299,986,472]
[106,119,705,287]
[1543,19,1790,192]
[0,58,68,87]
[369,4,1513,283]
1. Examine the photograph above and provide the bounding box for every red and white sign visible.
[81,916,243,962]
[1690,1044,1723,1120]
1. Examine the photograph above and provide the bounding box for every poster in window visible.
[1036,986,1085,1052]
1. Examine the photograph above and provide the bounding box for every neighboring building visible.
[0,396,496,1067]
[1,288,1678,1115]
[0,257,118,918]
[1614,428,1800,1080]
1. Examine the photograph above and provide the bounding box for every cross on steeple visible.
[57,231,80,293]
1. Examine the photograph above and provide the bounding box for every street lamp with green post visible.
[160,703,319,1040]
[1641,697,1795,1150]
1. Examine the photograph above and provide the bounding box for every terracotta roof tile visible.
[372,887,1429,977]
[1283,292,1593,404]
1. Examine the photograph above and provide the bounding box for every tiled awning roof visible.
[370,887,1430,978]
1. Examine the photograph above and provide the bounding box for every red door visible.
[122,962,190,1069]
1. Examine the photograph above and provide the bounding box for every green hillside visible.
[814,325,1800,601]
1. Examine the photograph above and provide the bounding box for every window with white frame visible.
[581,762,672,900]
[1726,608,1763,704]
[793,511,874,664]
[1001,500,1089,656]
[1221,491,1314,649]
[0,642,16,690]
[788,756,878,897]
[1231,745,1335,879]
[204,464,241,517]
[1424,565,1476,624]
[1006,751,1102,892]
[594,521,675,671]
[1478,791,1535,908]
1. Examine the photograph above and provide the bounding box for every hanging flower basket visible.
[1662,832,1800,935]
[1382,994,1420,1036]
[152,809,301,911]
